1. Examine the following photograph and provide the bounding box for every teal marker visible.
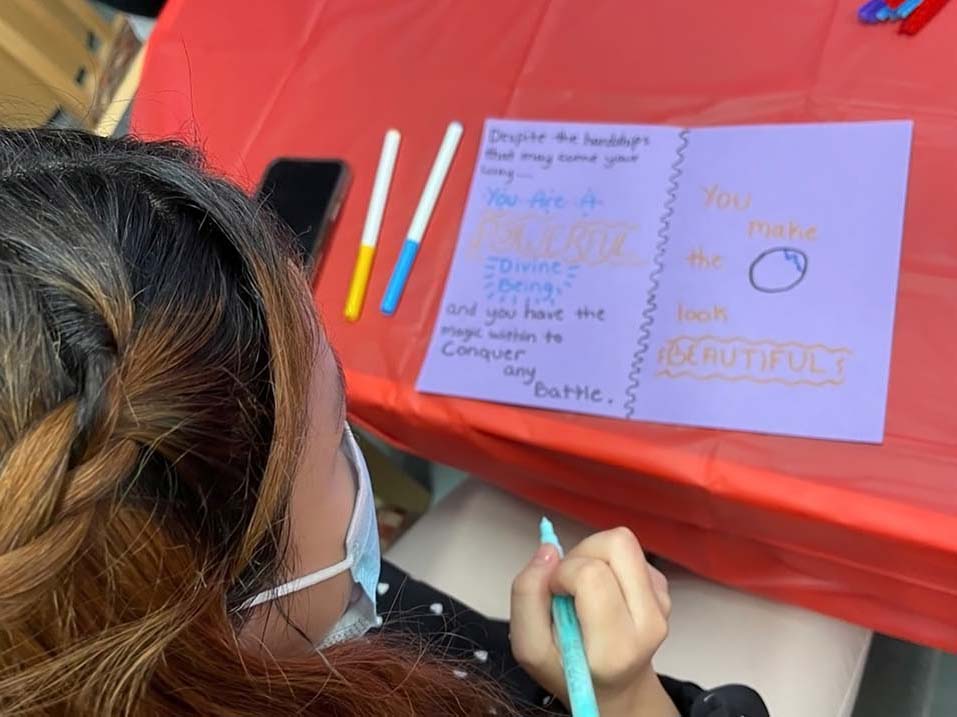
[540,517,600,717]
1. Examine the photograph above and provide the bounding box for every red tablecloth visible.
[133,0,957,650]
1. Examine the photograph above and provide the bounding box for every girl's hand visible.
[510,527,676,717]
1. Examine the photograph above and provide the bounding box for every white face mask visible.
[240,424,381,648]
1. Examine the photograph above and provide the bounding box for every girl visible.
[0,128,767,716]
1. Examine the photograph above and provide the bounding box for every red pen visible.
[886,0,908,7]
[901,0,951,32]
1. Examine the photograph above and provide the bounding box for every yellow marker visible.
[344,244,377,319]
[345,128,401,321]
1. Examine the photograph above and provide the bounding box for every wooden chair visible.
[0,0,138,129]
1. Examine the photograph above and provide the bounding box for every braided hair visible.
[0,129,509,716]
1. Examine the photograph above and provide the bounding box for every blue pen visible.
[540,517,600,717]
[381,121,463,316]
[895,0,924,18]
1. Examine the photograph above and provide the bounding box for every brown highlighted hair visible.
[0,129,508,715]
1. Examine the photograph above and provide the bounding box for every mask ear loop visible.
[238,426,366,614]
[237,425,368,614]
[236,554,355,612]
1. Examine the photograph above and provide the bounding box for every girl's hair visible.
[0,129,507,716]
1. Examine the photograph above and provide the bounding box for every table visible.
[132,0,957,650]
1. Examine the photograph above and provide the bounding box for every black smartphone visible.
[256,158,350,280]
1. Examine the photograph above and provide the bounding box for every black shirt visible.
[376,561,769,717]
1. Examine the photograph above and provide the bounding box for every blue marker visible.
[540,517,600,717]
[381,121,463,315]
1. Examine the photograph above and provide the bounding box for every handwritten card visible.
[417,119,912,442]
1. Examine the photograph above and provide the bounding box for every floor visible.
[424,460,957,717]
[851,636,957,717]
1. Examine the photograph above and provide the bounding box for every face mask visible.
[240,424,381,648]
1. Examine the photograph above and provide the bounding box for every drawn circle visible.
[749,247,808,293]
